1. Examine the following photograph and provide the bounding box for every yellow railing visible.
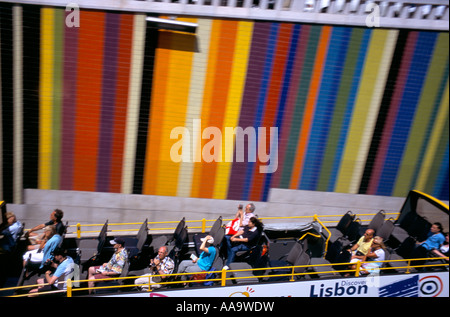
[2,256,447,297]
[67,212,401,238]
[4,211,412,297]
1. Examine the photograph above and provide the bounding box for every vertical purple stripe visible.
[227,22,271,200]
[271,24,310,189]
[96,13,120,192]
[60,14,79,190]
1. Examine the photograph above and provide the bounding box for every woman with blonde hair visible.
[360,236,386,275]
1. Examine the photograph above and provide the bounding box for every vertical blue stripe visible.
[261,24,302,201]
[300,27,351,190]
[410,61,449,190]
[328,29,372,192]
[434,143,449,200]
[242,22,279,200]
[376,32,438,195]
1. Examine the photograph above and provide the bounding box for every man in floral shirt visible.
[87,237,128,294]
[134,246,174,290]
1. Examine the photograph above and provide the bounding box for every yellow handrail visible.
[313,214,331,257]
[64,212,401,238]
[3,256,447,297]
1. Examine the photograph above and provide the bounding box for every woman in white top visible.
[361,236,386,275]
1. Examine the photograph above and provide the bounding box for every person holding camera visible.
[28,248,75,296]
[235,203,256,231]
[134,246,174,290]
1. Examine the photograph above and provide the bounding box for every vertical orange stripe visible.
[73,11,105,191]
[155,22,196,196]
[110,14,133,193]
[198,20,238,198]
[249,23,293,201]
[190,20,221,198]
[289,26,331,189]
[142,31,172,195]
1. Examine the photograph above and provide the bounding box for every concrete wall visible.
[5,188,429,231]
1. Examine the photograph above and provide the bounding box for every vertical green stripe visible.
[424,115,449,194]
[13,5,23,203]
[317,28,364,191]
[279,25,321,188]
[51,8,64,189]
[393,33,449,196]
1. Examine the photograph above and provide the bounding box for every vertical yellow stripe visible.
[176,18,212,197]
[39,7,54,190]
[190,19,222,198]
[213,21,253,199]
[335,29,398,193]
[415,80,449,190]
[121,13,146,194]
[156,18,197,196]
[143,31,171,195]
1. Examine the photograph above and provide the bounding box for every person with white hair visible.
[22,225,62,270]
[134,246,174,290]
[360,236,386,275]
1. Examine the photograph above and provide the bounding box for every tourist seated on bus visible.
[134,246,174,290]
[28,247,75,296]
[22,225,62,271]
[24,209,65,250]
[0,212,23,253]
[431,232,448,262]
[412,223,446,265]
[416,223,445,255]
[360,236,386,275]
[223,217,263,269]
[177,235,215,281]
[87,237,128,294]
[344,229,374,276]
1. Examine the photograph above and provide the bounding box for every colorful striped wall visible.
[0,3,448,204]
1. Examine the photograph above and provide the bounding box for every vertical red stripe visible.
[249,24,293,201]
[109,14,133,193]
[73,11,105,191]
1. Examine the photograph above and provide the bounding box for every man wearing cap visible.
[177,235,216,281]
[87,237,128,293]
[28,248,75,296]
